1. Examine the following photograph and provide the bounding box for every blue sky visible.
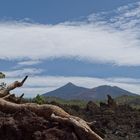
[0,0,138,24]
[0,0,140,97]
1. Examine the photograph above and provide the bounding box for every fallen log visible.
[2,93,24,103]
[0,98,103,140]
[51,113,103,140]
[0,76,103,140]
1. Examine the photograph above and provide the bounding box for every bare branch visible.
[0,76,28,98]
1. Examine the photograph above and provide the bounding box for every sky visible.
[0,0,140,97]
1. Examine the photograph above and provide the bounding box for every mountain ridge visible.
[77,85,137,100]
[42,82,89,100]
[42,83,138,100]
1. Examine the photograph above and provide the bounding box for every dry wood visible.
[0,76,103,140]
[0,76,28,98]
[51,114,103,140]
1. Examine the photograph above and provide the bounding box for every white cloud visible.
[107,77,140,84]
[88,1,140,30]
[1,76,140,97]
[0,2,140,66]
[3,68,43,77]
[112,3,140,30]
[17,60,42,67]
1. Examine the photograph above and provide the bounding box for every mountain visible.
[77,85,137,100]
[42,82,89,100]
[42,83,138,101]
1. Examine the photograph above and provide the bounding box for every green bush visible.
[34,94,45,105]
[0,72,5,79]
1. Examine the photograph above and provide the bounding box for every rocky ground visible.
[0,96,140,140]
[88,105,140,140]
[0,109,79,140]
[59,97,140,140]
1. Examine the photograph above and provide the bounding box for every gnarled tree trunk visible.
[0,76,103,140]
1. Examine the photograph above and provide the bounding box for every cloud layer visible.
[0,2,140,66]
[3,68,43,77]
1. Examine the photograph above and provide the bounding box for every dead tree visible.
[0,76,103,140]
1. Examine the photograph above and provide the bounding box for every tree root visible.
[51,113,103,140]
[0,76,103,140]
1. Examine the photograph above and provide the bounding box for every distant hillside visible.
[42,82,89,100]
[115,95,140,108]
[77,85,137,100]
[42,83,137,101]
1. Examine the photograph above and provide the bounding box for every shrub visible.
[34,94,45,105]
